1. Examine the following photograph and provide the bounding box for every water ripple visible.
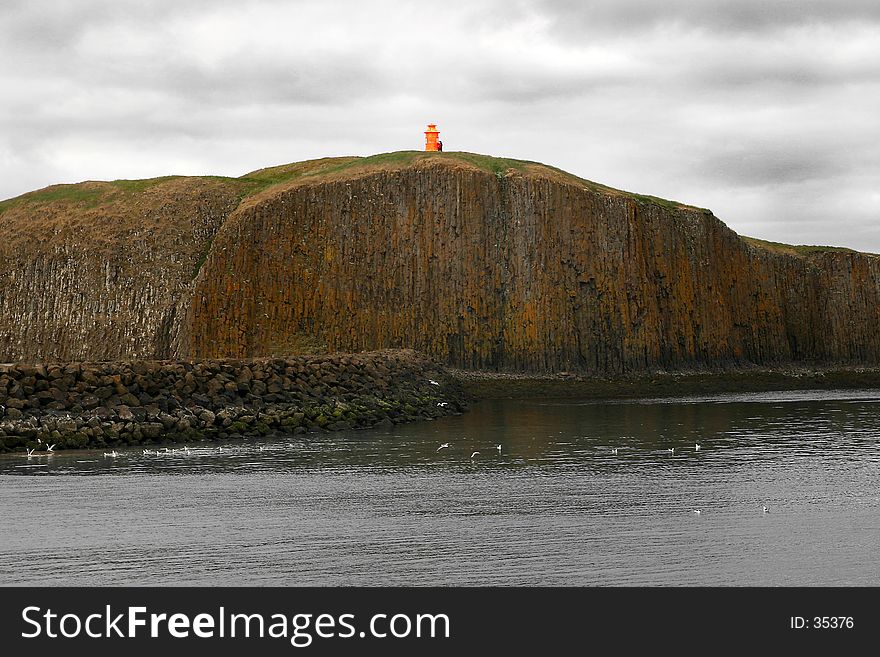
[2,388,880,585]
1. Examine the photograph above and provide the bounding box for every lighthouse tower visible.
[424,124,441,151]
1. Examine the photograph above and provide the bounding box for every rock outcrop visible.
[0,176,247,361]
[0,349,464,451]
[2,152,878,373]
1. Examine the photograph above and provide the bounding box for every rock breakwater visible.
[0,349,465,452]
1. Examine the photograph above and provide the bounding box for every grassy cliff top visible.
[237,151,709,212]
[741,236,876,258]
[0,175,248,217]
[0,151,868,257]
[0,151,704,216]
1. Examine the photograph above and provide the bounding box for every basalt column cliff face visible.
[183,156,880,373]
[0,177,247,362]
[2,153,879,373]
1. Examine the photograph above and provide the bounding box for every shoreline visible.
[451,365,880,399]
[0,350,467,453]
[5,351,880,453]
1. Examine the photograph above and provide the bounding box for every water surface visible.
[2,389,879,586]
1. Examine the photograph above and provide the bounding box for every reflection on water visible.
[2,389,879,586]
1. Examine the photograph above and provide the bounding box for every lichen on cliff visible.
[2,152,878,374]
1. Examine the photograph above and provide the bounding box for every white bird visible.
[26,448,34,456]
[259,446,266,451]
[428,379,440,386]
[763,505,770,514]
[46,444,55,453]
[611,447,619,455]
[471,451,480,459]
[437,402,448,407]
[693,509,702,515]
[437,443,450,452]
[217,447,223,452]
[496,444,502,453]
[103,451,118,458]
[667,448,675,454]
[37,438,42,445]
[695,443,701,451]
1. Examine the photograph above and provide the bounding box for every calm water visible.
[2,389,879,586]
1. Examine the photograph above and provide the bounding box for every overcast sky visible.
[2,0,879,250]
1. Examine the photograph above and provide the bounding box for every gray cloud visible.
[533,0,880,35]
[1,0,879,252]
[696,146,844,187]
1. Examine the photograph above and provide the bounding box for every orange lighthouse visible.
[424,123,441,151]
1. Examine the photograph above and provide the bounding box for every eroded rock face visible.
[185,161,880,372]
[2,156,879,373]
[0,177,246,362]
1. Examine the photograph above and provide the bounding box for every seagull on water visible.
[667,448,675,454]
[103,450,119,458]
[763,505,770,514]
[693,509,702,515]
[26,448,35,457]
[471,451,480,459]
[611,447,619,455]
[437,443,450,452]
[496,444,502,453]
[46,444,56,453]
[695,443,701,451]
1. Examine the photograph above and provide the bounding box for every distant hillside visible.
[1,151,878,373]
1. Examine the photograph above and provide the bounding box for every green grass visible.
[237,152,538,197]
[0,175,244,216]
[2,152,867,261]
[108,175,246,196]
[426,152,533,175]
[0,151,706,217]
[107,176,185,193]
[344,151,535,176]
[742,236,872,256]
[628,192,710,212]
[0,184,106,214]
[567,173,708,211]
[237,157,361,196]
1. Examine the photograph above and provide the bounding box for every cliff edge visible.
[2,151,878,373]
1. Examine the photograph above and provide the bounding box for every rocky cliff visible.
[0,176,247,362]
[2,152,878,373]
